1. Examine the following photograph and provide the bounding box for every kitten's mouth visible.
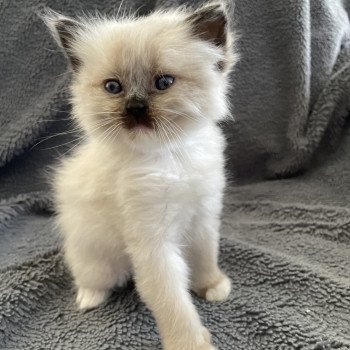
[123,114,154,132]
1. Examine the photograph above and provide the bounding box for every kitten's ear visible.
[187,2,229,48]
[41,9,82,72]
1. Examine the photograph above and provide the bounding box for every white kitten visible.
[44,2,237,349]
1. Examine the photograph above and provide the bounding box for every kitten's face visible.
[45,4,236,151]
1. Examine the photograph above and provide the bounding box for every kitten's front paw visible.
[165,327,216,350]
[76,287,111,310]
[205,274,231,301]
[196,274,231,302]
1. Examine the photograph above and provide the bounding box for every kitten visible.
[44,2,236,349]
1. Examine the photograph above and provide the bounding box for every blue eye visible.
[104,80,122,94]
[155,75,175,91]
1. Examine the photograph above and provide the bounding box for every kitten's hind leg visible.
[76,288,111,310]
[61,215,131,310]
[72,252,131,310]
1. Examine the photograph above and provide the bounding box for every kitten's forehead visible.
[78,14,210,80]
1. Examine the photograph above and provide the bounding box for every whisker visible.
[31,119,113,150]
[110,125,123,145]
[160,119,185,166]
[99,123,119,148]
[30,130,81,151]
[157,107,208,122]
[104,123,123,146]
[160,116,188,137]
[57,136,87,160]
[38,137,84,151]
[55,120,113,157]
[36,118,74,123]
[158,122,178,169]
[158,116,190,164]
[53,71,71,79]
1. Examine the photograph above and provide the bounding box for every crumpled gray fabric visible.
[226,0,350,179]
[1,0,350,349]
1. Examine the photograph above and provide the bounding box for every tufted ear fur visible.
[187,2,229,48]
[187,2,236,73]
[41,9,82,72]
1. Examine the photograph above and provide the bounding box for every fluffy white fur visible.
[45,3,236,349]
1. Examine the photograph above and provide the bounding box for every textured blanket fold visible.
[1,0,350,349]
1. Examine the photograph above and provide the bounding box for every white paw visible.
[205,275,231,302]
[76,287,111,310]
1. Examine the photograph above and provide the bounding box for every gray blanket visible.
[1,0,350,349]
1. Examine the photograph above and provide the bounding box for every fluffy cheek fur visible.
[70,38,230,151]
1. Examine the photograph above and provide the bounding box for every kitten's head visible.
[44,2,237,151]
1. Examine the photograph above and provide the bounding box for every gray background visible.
[0,0,350,349]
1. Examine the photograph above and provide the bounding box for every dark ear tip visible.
[40,8,82,72]
[194,1,228,16]
[187,1,230,48]
[205,1,226,11]
[37,7,62,25]
[40,7,81,34]
[188,1,228,25]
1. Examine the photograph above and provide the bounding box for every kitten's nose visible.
[126,99,148,119]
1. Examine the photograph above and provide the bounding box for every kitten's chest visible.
[115,154,205,207]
